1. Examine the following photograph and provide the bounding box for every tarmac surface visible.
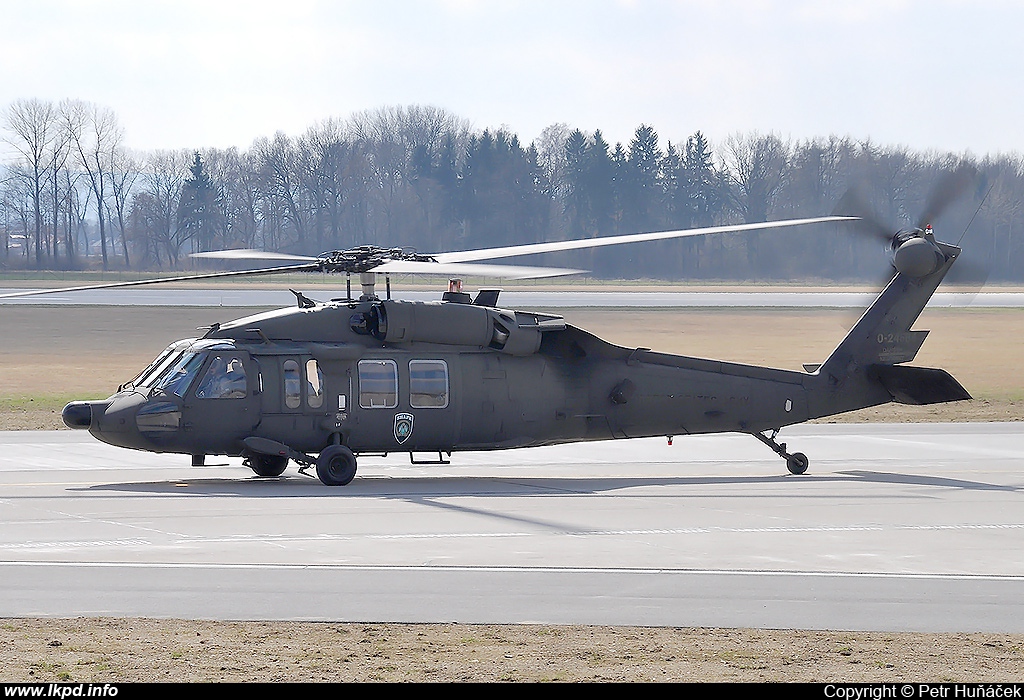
[1,423,1022,632]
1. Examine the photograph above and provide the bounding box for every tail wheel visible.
[786,452,809,475]
[247,453,288,477]
[316,444,357,486]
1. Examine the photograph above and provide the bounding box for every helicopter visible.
[1,192,974,486]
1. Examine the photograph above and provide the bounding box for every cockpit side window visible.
[152,352,206,398]
[195,355,248,399]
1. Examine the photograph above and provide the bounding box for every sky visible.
[2,0,1023,158]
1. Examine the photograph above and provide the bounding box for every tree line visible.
[3,98,1023,281]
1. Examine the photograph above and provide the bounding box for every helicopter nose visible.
[91,395,143,434]
[62,401,102,429]
[86,393,162,451]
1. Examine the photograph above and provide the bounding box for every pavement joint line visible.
[3,522,1022,550]
[1,560,1024,581]
[0,539,151,549]
[169,522,1024,541]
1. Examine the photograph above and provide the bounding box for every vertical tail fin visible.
[809,240,969,417]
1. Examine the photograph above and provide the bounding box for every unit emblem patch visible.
[394,412,414,444]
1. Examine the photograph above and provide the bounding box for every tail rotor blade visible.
[945,250,991,288]
[832,188,892,242]
[917,164,978,230]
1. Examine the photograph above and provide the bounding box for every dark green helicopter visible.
[2,183,975,486]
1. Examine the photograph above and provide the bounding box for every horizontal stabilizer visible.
[871,365,971,405]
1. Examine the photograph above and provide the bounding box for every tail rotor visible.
[833,164,984,283]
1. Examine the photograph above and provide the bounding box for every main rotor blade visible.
[191,249,319,262]
[368,260,585,279]
[433,216,858,263]
[0,262,321,300]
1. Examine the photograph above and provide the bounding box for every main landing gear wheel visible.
[316,444,357,486]
[786,452,809,475]
[248,453,289,477]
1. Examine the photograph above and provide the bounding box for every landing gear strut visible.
[752,429,809,475]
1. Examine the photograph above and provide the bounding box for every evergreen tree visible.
[622,125,663,233]
[620,125,665,275]
[462,129,549,249]
[177,152,223,253]
[684,132,725,276]
[584,131,616,237]
[661,142,687,227]
[684,131,721,227]
[563,129,589,238]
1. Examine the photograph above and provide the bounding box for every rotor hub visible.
[316,246,436,274]
[893,235,946,278]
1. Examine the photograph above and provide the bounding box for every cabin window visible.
[195,356,248,399]
[409,360,448,408]
[358,359,398,409]
[283,359,301,409]
[306,359,324,408]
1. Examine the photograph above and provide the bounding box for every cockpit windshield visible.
[151,351,207,397]
[130,340,196,390]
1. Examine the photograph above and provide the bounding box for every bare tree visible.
[3,98,58,267]
[720,132,791,275]
[0,169,9,261]
[62,99,124,269]
[108,146,141,267]
[204,147,263,250]
[535,122,572,203]
[131,149,189,266]
[348,105,472,247]
[297,120,347,251]
[45,116,73,265]
[1,168,32,261]
[255,132,309,251]
[722,132,790,224]
[978,155,1024,280]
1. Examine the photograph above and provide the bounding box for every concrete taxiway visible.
[1,423,1022,631]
